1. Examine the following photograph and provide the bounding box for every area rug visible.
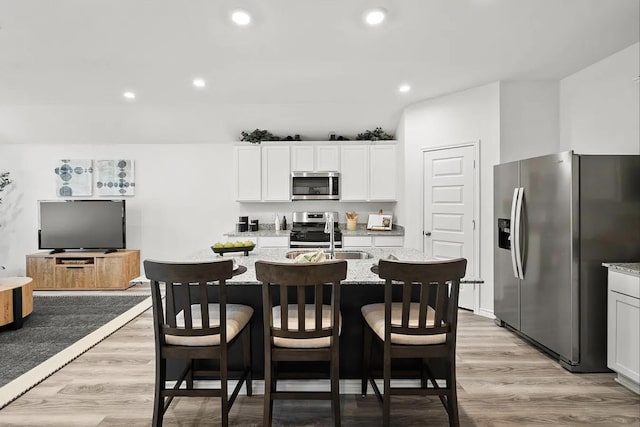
[0,294,151,408]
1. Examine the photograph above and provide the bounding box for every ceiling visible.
[0,0,638,143]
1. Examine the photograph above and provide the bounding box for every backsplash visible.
[236,201,398,228]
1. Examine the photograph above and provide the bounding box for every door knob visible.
[424,231,432,236]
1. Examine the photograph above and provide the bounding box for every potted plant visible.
[240,129,280,144]
[356,127,394,141]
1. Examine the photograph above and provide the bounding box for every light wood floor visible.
[0,309,638,426]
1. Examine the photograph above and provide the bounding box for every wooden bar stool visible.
[255,260,347,427]
[361,258,467,427]
[144,259,253,427]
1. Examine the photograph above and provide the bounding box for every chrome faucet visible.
[324,212,335,259]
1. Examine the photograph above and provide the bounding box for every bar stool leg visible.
[361,324,372,397]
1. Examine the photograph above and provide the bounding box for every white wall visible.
[560,43,640,154]
[0,143,395,275]
[398,82,501,316]
[500,81,560,162]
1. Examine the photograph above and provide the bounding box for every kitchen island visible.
[163,247,469,381]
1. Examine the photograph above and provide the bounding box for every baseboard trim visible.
[477,308,495,319]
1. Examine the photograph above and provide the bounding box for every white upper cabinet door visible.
[369,144,397,201]
[235,146,262,201]
[291,146,314,172]
[262,145,291,201]
[315,145,340,172]
[340,145,369,201]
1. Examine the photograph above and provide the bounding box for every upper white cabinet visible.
[341,143,397,201]
[315,145,340,171]
[291,146,314,171]
[235,141,395,202]
[341,145,369,201]
[235,146,262,201]
[261,145,291,201]
[291,144,340,172]
[369,144,397,201]
[235,145,290,202]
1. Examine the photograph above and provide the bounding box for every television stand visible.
[49,249,66,255]
[26,250,140,290]
[103,249,118,254]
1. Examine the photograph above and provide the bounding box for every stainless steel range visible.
[289,211,342,248]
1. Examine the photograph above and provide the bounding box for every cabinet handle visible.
[424,231,432,236]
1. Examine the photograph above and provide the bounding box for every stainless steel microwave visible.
[291,172,340,201]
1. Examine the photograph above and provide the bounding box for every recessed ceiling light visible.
[231,10,251,26]
[193,78,206,88]
[123,91,136,100]
[398,84,411,93]
[364,8,387,26]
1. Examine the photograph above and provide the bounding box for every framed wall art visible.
[95,160,135,196]
[54,159,93,197]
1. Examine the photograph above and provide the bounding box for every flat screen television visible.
[38,200,126,252]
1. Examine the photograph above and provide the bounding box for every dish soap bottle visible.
[275,214,281,231]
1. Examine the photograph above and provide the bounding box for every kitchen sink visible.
[285,250,373,260]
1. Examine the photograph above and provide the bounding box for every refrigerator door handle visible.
[514,187,525,279]
[509,187,520,278]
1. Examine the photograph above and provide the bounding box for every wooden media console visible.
[26,250,140,290]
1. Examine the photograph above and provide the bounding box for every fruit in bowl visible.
[210,240,255,256]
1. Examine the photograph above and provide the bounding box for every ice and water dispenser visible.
[497,218,511,250]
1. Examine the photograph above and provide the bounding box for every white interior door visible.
[423,144,478,311]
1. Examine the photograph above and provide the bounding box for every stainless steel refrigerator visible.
[494,151,640,372]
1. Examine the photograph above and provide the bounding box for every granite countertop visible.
[225,224,405,237]
[340,224,405,237]
[186,247,422,285]
[179,247,481,285]
[602,262,640,276]
[225,229,291,237]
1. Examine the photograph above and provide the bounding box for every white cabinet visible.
[340,143,397,201]
[340,145,369,201]
[223,235,288,248]
[343,235,372,247]
[258,236,289,248]
[261,146,291,201]
[607,267,640,394]
[291,146,314,171]
[343,235,404,248]
[235,145,290,202]
[235,141,395,202]
[235,146,262,201]
[315,145,340,171]
[291,145,340,172]
[373,235,404,247]
[369,145,397,201]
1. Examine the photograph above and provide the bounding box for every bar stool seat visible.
[361,302,446,345]
[168,303,254,346]
[272,304,342,348]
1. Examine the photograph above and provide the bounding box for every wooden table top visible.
[0,276,33,292]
